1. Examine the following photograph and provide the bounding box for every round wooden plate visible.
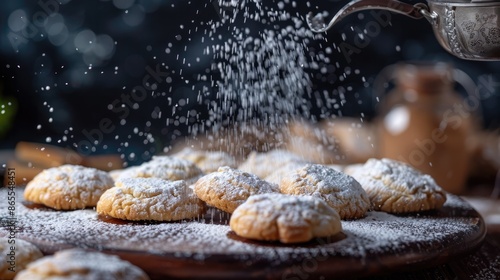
[0,188,485,279]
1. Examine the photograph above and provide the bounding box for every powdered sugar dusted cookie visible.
[283,119,342,164]
[230,193,342,243]
[108,168,126,181]
[24,164,114,210]
[15,248,149,280]
[266,163,344,185]
[118,156,203,184]
[345,158,447,213]
[264,161,307,185]
[326,164,345,172]
[280,164,370,219]
[172,147,238,173]
[97,178,205,221]
[193,166,279,213]
[112,166,140,181]
[238,149,309,179]
[1,239,43,280]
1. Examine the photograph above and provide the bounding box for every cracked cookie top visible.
[345,158,447,213]
[24,164,114,210]
[280,164,370,219]
[96,177,205,221]
[230,193,342,243]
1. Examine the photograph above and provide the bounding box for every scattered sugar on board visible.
[0,189,482,266]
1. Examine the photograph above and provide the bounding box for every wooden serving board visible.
[0,188,485,279]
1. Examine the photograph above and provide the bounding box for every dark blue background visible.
[1,0,499,164]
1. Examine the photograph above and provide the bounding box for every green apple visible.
[0,96,17,139]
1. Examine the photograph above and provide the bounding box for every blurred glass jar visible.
[375,62,480,194]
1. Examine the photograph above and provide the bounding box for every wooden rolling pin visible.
[4,142,124,186]
[4,159,44,186]
[15,141,83,167]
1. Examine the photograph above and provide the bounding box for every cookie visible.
[112,166,140,181]
[193,166,279,213]
[0,239,43,280]
[326,164,345,172]
[96,177,205,221]
[284,119,342,164]
[319,118,377,163]
[264,161,307,185]
[345,158,447,213]
[15,141,83,167]
[15,248,149,280]
[230,193,342,243]
[280,164,370,219]
[238,149,309,179]
[172,148,238,173]
[118,156,203,184]
[24,164,114,210]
